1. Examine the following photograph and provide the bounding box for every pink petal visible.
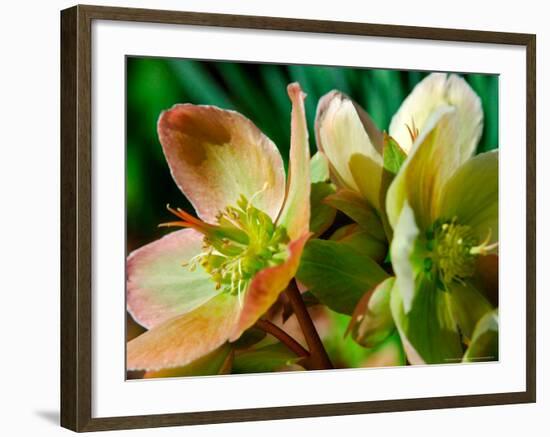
[276,83,311,239]
[158,104,286,223]
[127,293,239,371]
[230,233,311,341]
[127,229,220,329]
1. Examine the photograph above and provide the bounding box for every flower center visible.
[161,194,289,303]
[424,218,497,288]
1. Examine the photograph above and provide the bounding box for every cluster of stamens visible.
[424,217,498,288]
[161,192,289,305]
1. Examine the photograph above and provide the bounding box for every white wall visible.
[0,0,546,435]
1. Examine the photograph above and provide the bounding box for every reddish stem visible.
[285,281,333,370]
[254,319,309,358]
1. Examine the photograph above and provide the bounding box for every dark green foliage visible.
[126,57,498,253]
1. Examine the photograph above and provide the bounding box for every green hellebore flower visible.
[310,73,496,352]
[387,88,499,364]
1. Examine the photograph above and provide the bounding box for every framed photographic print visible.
[60,4,536,432]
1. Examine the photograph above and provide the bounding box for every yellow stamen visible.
[406,118,419,143]
[470,229,499,256]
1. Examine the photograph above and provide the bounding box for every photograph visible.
[125,57,499,379]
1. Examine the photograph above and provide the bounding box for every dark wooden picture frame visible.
[60,4,536,432]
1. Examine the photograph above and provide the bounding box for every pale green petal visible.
[348,277,395,348]
[448,281,494,342]
[389,73,483,157]
[310,151,330,183]
[386,106,461,230]
[315,91,384,210]
[127,229,221,329]
[441,150,498,244]
[391,274,463,365]
[463,310,499,362]
[390,201,421,312]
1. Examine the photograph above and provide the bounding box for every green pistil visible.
[424,218,478,288]
[187,194,289,302]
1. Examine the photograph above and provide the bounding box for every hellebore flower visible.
[126,83,311,371]
[312,73,498,359]
[314,73,487,241]
[386,79,498,364]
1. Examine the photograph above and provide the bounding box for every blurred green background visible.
[126,57,498,251]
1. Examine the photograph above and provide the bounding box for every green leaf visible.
[330,224,386,263]
[232,343,301,374]
[463,310,499,362]
[297,239,389,315]
[232,327,267,350]
[144,343,233,378]
[348,277,395,348]
[324,189,386,241]
[383,134,407,175]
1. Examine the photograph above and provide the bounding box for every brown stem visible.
[254,319,309,358]
[285,281,333,370]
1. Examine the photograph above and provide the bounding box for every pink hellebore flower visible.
[127,83,311,371]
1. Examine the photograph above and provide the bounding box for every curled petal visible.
[389,201,421,313]
[463,310,499,362]
[389,72,483,157]
[315,91,384,210]
[386,106,460,230]
[448,281,493,343]
[347,277,395,348]
[230,233,311,341]
[127,229,220,329]
[158,104,286,223]
[276,83,311,239]
[440,150,498,245]
[127,293,239,371]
